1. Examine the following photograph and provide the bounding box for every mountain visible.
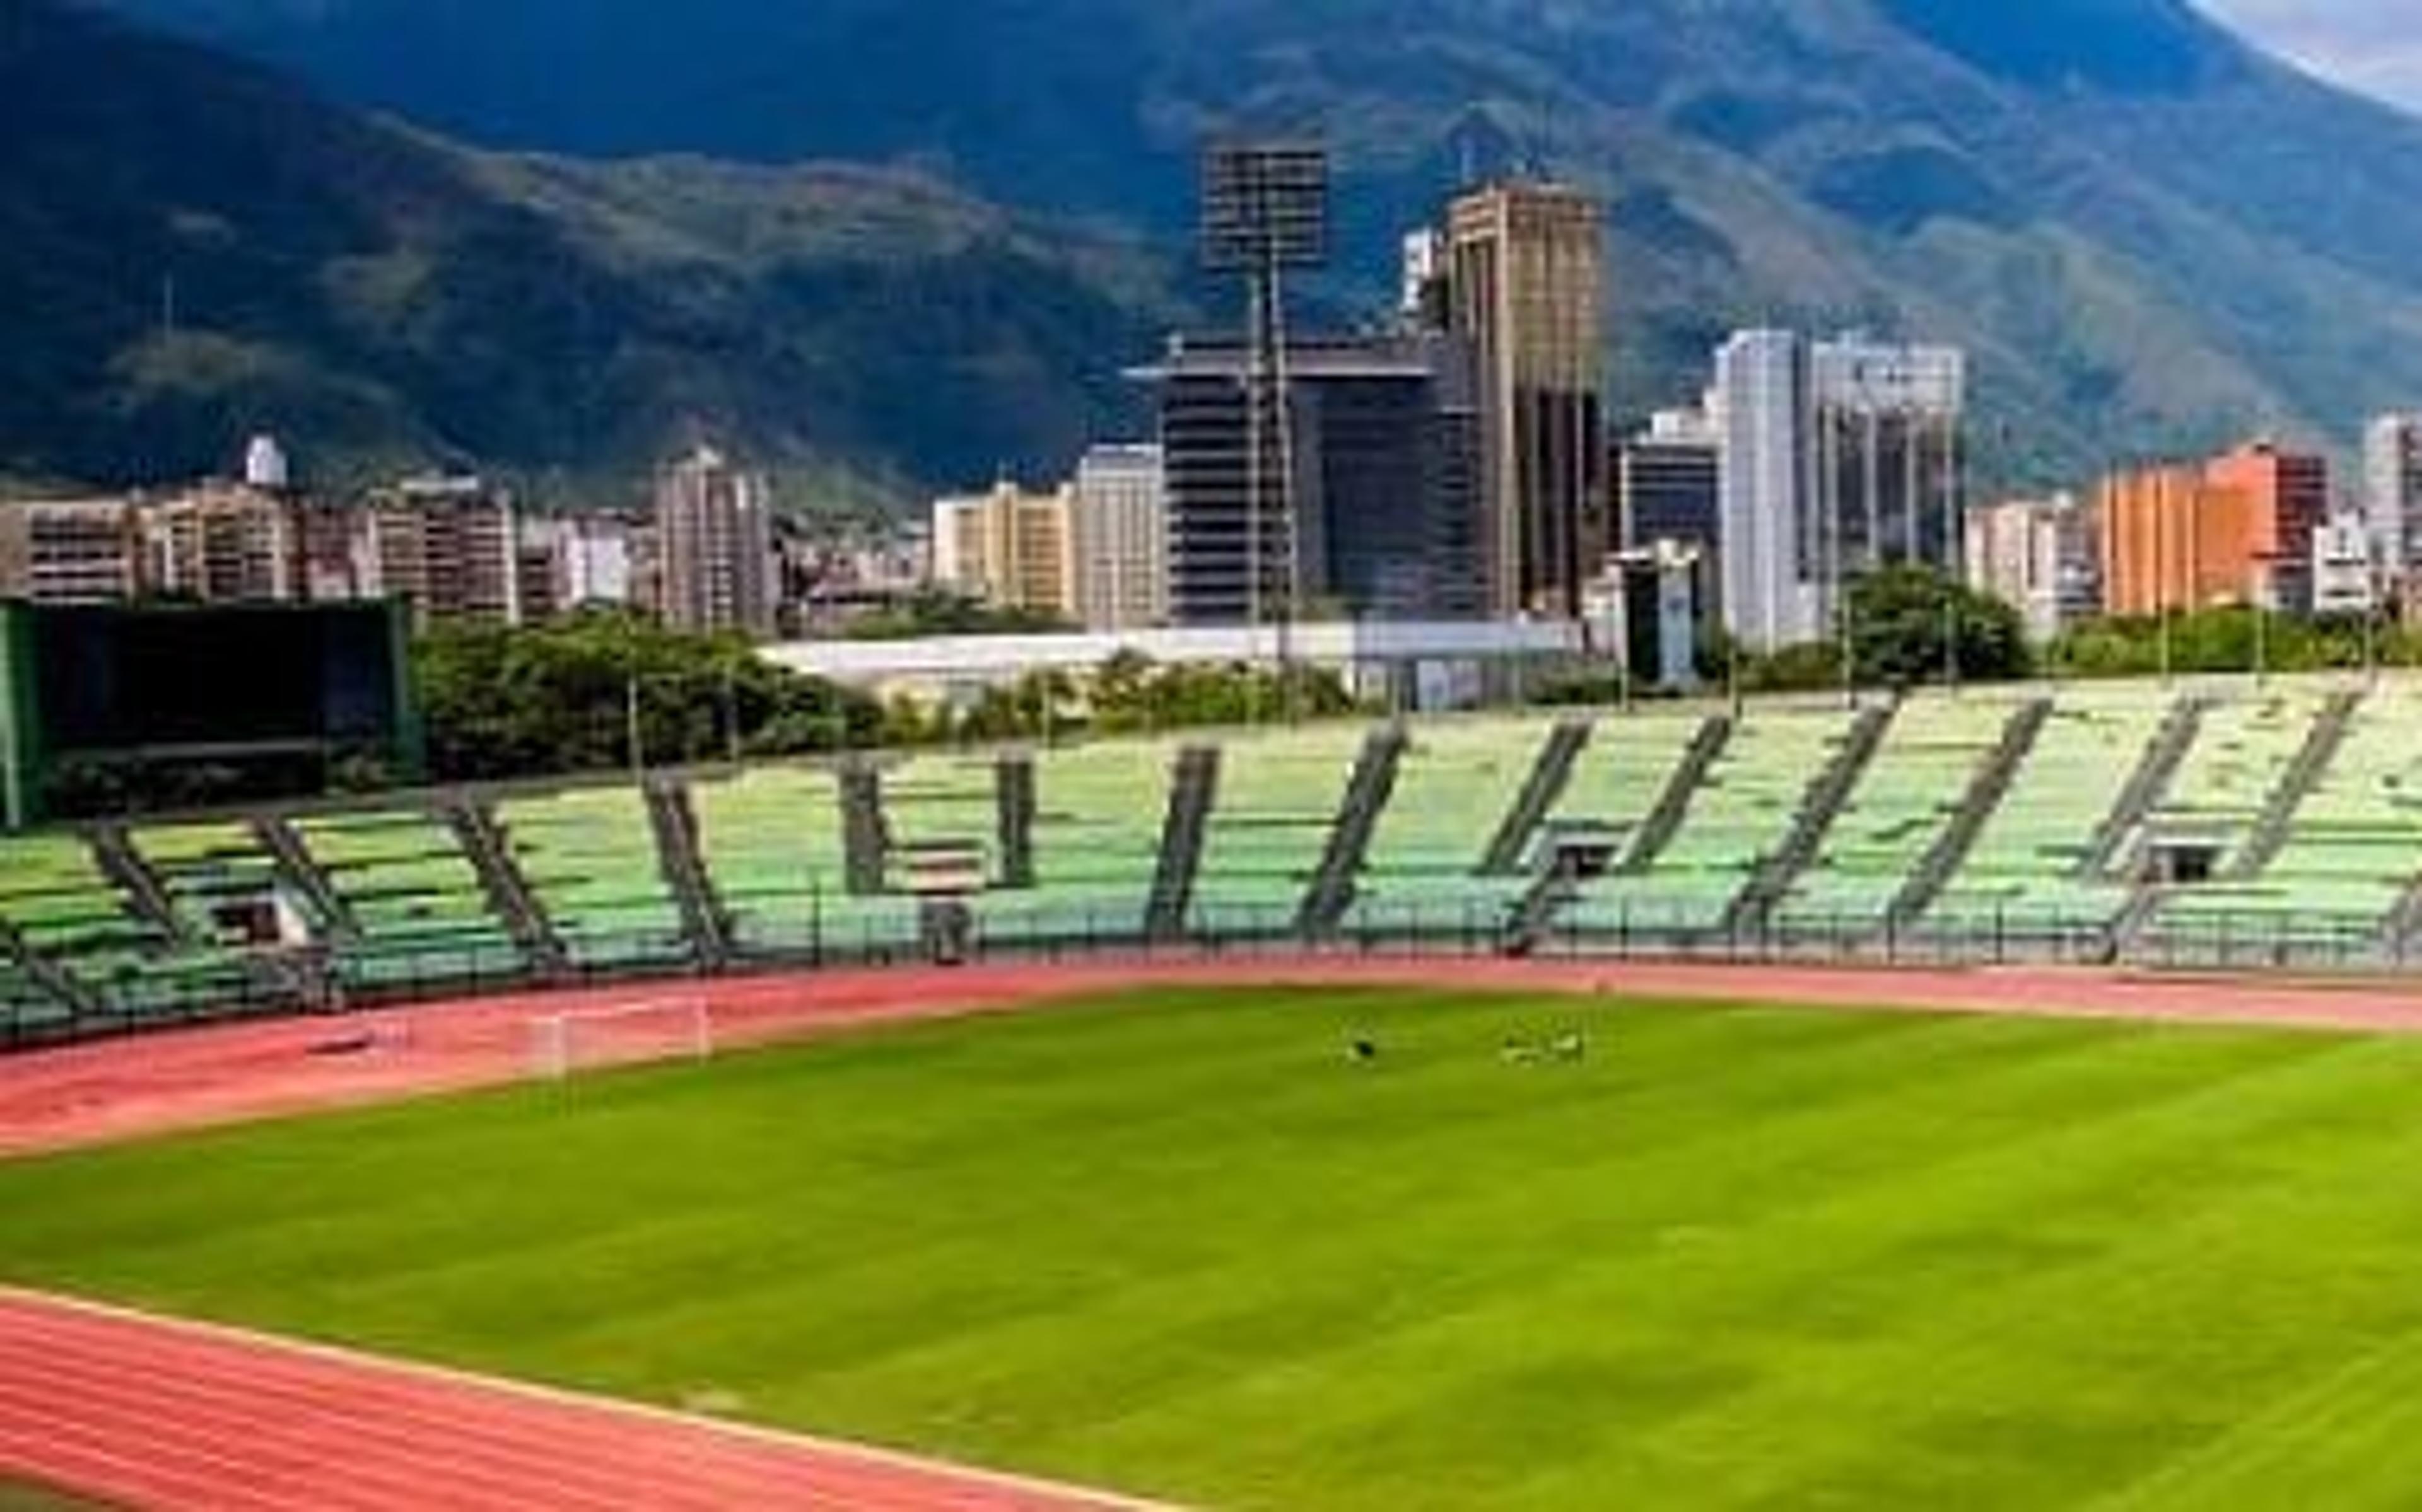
[101,0,2422,486]
[0,1,1177,496]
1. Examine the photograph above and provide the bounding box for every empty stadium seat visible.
[879,754,1000,892]
[2144,683,2413,956]
[985,740,1176,943]
[1346,718,1558,931]
[1565,708,1856,936]
[132,821,315,948]
[691,765,920,957]
[293,809,524,989]
[1775,695,2016,932]
[494,787,694,970]
[0,831,257,1021]
[1924,686,2169,941]
[1189,725,1366,938]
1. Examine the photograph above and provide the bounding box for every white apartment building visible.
[1072,443,1167,632]
[1713,330,1966,649]
[2365,413,2422,578]
[1963,492,2099,642]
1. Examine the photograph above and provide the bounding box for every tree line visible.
[414,613,1361,783]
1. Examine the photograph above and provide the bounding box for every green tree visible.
[1845,564,2032,687]
[413,610,880,781]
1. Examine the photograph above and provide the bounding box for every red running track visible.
[0,1288,1167,1511]
[11,956,2422,1509]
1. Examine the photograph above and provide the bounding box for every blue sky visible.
[2201,0,2422,112]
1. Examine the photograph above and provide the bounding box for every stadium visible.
[11,674,2422,1507]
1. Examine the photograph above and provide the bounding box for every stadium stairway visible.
[126,819,329,1010]
[291,805,527,994]
[1734,707,1898,935]
[2230,689,2361,880]
[1337,718,1555,937]
[839,764,887,895]
[1540,711,1769,941]
[447,799,566,976]
[0,917,100,1025]
[1298,724,1408,935]
[1888,699,2054,931]
[2389,875,2422,960]
[2118,686,2344,961]
[2088,696,2211,962]
[254,815,359,946]
[1147,746,1220,941]
[1482,719,1591,875]
[1506,712,1729,951]
[92,823,191,946]
[1004,741,1174,943]
[645,779,733,970]
[997,755,1036,889]
[689,765,917,959]
[1503,856,1577,957]
[1187,727,1370,938]
[2083,694,2208,880]
[1618,715,1735,875]
[494,788,696,973]
[1727,702,1897,936]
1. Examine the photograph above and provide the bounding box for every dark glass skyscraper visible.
[1133,332,1485,626]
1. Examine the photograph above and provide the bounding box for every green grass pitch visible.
[11,985,2422,1509]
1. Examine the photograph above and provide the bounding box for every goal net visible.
[527,997,714,1082]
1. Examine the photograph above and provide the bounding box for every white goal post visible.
[527,996,715,1082]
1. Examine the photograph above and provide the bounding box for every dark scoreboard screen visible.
[28,603,404,753]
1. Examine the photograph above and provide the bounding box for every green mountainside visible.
[32,0,2422,493]
[0,3,1177,496]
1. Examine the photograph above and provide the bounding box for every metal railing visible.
[5,897,2416,1052]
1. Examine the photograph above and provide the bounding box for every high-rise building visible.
[2364,413,2422,578]
[1811,338,1966,570]
[1710,330,1813,649]
[1709,330,1966,649]
[2204,439,2328,611]
[519,515,636,619]
[1072,444,1167,632]
[2098,464,2216,619]
[2098,441,2329,618]
[1615,407,1721,556]
[1442,182,1606,618]
[1963,492,2100,642]
[654,446,776,638]
[1137,331,1486,626]
[0,498,141,605]
[359,475,522,628]
[929,481,1082,622]
[143,484,303,603]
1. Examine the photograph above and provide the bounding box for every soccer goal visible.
[527,996,715,1082]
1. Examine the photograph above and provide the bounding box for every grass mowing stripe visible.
[998,1025,2392,1509]
[7,987,2422,1511]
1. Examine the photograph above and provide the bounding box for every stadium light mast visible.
[1942,408,1962,695]
[2252,555,2273,689]
[1201,139,1328,724]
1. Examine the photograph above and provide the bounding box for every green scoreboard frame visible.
[0,600,424,831]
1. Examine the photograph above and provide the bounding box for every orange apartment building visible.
[2098,441,2329,617]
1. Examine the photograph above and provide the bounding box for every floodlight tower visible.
[1200,139,1328,719]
